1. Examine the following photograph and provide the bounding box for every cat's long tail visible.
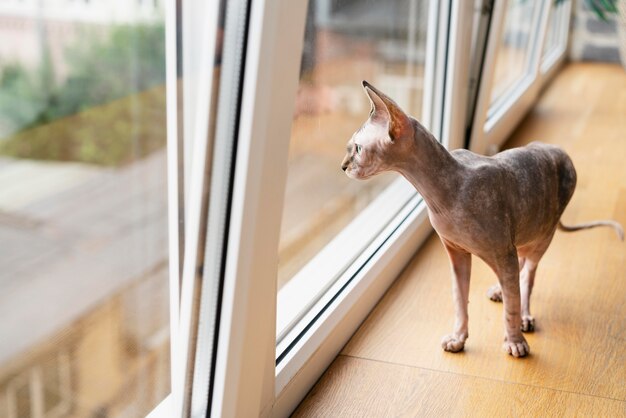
[558,220,624,241]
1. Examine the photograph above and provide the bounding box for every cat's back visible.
[457,143,574,183]
[496,142,577,221]
[450,148,492,168]
[452,142,576,214]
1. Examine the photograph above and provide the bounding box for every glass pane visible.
[543,3,560,60]
[278,0,430,286]
[542,0,567,64]
[0,2,169,417]
[490,0,538,104]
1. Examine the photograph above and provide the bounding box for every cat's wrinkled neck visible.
[395,119,462,214]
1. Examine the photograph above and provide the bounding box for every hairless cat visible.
[341,81,623,358]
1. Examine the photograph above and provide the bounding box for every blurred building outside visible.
[0,1,169,417]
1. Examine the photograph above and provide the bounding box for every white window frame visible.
[164,0,183,415]
[469,0,571,155]
[153,0,223,414]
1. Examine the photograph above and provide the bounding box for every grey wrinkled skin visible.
[341,81,624,358]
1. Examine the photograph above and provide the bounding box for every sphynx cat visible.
[341,81,624,358]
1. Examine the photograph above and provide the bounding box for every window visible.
[469,0,570,155]
[172,0,473,416]
[279,0,431,286]
[148,0,475,416]
[541,0,571,73]
[0,2,169,417]
[277,0,432,360]
[163,0,572,415]
[3,1,574,417]
[489,0,540,110]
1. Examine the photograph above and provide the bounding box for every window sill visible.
[273,197,432,415]
[276,178,417,353]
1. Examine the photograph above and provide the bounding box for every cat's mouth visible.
[345,167,357,179]
[346,167,373,180]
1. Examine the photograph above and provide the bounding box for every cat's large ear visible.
[362,80,412,141]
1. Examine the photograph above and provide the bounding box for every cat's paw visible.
[502,335,530,358]
[487,284,502,302]
[521,316,535,332]
[441,333,467,353]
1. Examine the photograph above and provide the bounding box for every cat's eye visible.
[356,144,362,155]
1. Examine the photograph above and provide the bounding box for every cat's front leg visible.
[441,242,471,353]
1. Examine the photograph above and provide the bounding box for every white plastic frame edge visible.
[176,0,223,416]
[162,0,182,415]
[209,0,309,416]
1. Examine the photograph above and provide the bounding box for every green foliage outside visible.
[0,22,166,166]
[554,0,618,21]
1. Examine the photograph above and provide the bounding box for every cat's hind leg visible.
[519,238,552,333]
[519,258,538,332]
[487,257,525,303]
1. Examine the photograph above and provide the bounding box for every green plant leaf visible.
[599,0,618,13]
[589,0,608,21]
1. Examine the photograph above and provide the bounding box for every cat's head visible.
[341,81,414,180]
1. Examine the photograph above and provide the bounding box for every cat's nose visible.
[341,155,350,172]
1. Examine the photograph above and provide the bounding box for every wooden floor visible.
[293,63,626,417]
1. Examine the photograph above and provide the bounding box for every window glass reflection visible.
[542,0,567,63]
[278,0,430,286]
[490,0,538,105]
